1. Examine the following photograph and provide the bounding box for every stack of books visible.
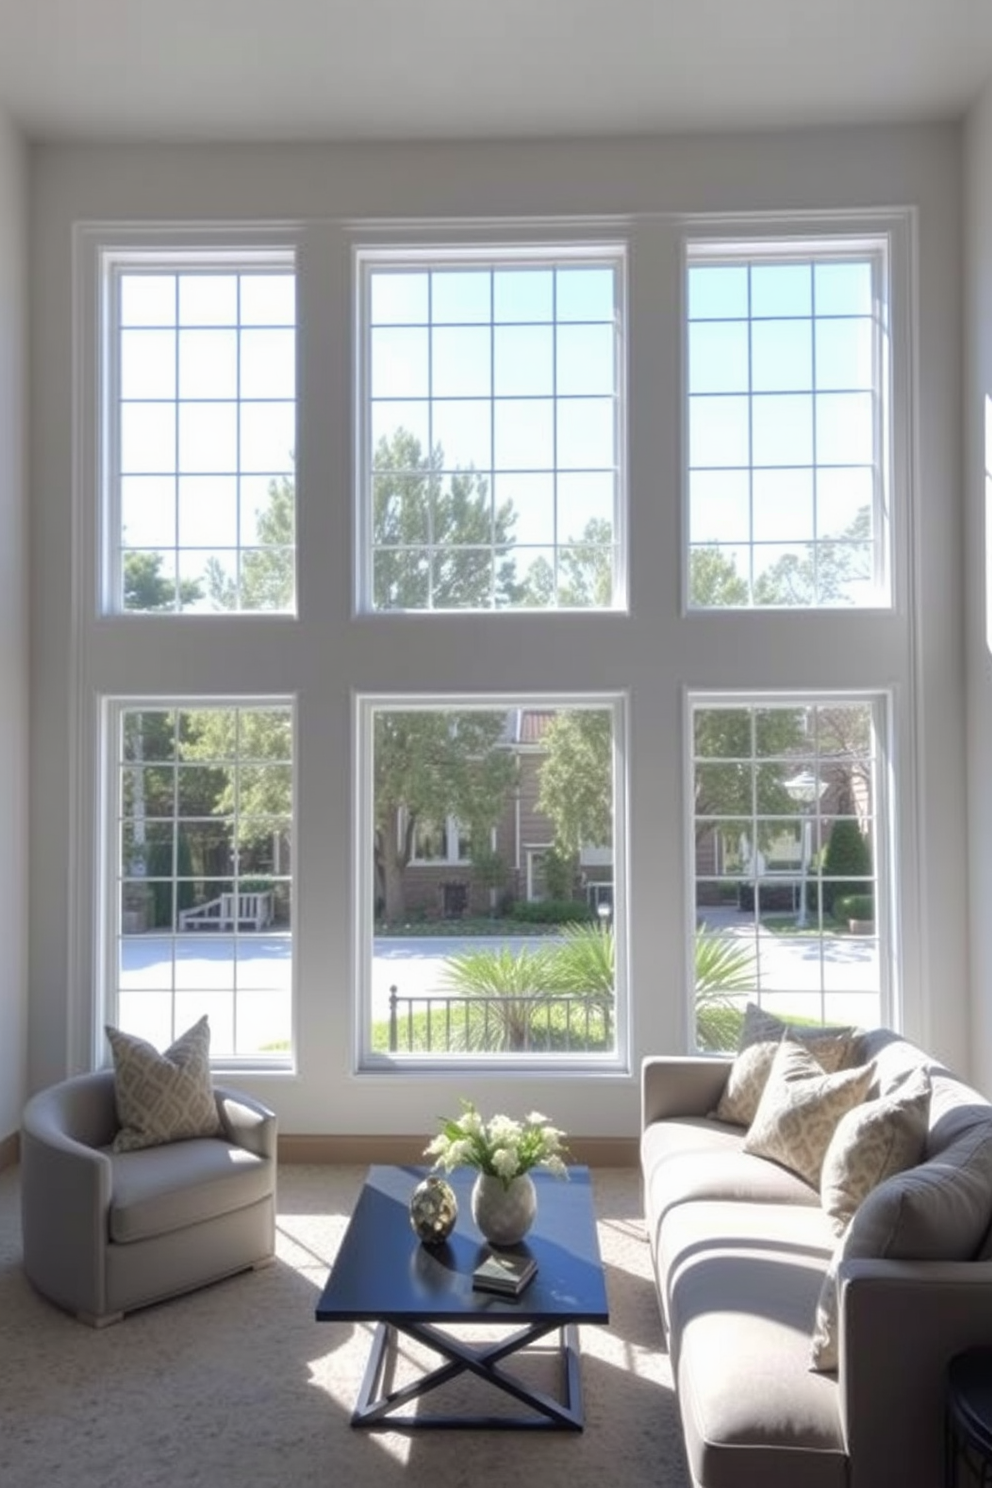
[472,1251,538,1296]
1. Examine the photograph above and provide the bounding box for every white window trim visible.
[354,690,630,1074]
[682,687,897,1049]
[678,211,914,619]
[352,234,630,617]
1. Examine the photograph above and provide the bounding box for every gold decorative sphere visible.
[409,1175,458,1244]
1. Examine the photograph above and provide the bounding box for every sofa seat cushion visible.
[642,1117,818,1251]
[661,1200,844,1488]
[109,1139,271,1244]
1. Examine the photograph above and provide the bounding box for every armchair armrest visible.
[214,1085,278,1161]
[641,1055,732,1128]
[838,1257,992,1488]
[20,1083,115,1320]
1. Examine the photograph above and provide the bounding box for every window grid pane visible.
[115,703,293,1061]
[363,252,623,612]
[687,245,888,609]
[115,261,297,614]
[692,699,883,1049]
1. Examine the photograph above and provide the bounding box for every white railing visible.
[179,891,274,932]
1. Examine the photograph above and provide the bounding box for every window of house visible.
[359,697,624,1065]
[107,251,297,614]
[356,247,625,612]
[110,701,294,1063]
[686,239,890,609]
[690,695,886,1047]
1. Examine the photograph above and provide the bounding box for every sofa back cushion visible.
[742,1040,875,1188]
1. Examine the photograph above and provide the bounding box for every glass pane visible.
[178,477,238,548]
[689,321,749,395]
[120,275,175,326]
[178,328,238,399]
[240,274,295,325]
[431,270,491,323]
[178,402,238,473]
[816,392,874,465]
[432,326,492,398]
[557,472,615,541]
[751,320,812,393]
[751,263,811,318]
[752,469,814,542]
[689,470,751,544]
[121,477,177,548]
[121,404,176,475]
[494,473,555,545]
[556,324,615,396]
[370,271,428,325]
[690,395,750,468]
[494,269,553,323]
[815,318,873,391]
[240,328,296,400]
[557,398,614,469]
[371,327,429,399]
[815,261,873,317]
[688,265,748,320]
[556,266,615,321]
[179,274,238,325]
[121,329,176,399]
[752,394,813,466]
[432,399,492,471]
[494,325,554,396]
[494,399,554,470]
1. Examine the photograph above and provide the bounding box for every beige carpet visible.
[0,1164,689,1488]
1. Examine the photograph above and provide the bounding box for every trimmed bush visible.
[509,899,595,925]
[821,818,872,913]
[834,892,874,922]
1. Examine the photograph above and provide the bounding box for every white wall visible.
[27,125,969,1137]
[965,86,992,1093]
[0,110,28,1143]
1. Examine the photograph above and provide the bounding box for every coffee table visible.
[315,1163,609,1431]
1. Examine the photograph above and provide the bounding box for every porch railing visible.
[387,985,612,1054]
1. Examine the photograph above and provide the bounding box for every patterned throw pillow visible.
[713,1003,860,1127]
[106,1015,223,1153]
[819,1066,931,1235]
[743,1039,875,1187]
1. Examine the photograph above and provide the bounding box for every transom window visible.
[111,702,294,1063]
[686,240,890,609]
[107,252,297,614]
[357,247,625,612]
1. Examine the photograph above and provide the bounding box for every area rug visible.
[0,1164,689,1488]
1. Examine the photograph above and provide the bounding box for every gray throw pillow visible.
[106,1014,222,1153]
[819,1066,931,1235]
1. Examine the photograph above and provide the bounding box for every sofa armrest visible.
[838,1257,992,1488]
[214,1085,278,1161]
[641,1055,732,1127]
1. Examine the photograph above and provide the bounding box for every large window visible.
[691,696,886,1047]
[358,698,624,1065]
[107,252,297,614]
[357,248,625,612]
[110,702,294,1062]
[686,240,890,609]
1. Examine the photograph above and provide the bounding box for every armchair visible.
[20,1070,277,1326]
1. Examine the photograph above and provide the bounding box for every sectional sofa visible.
[641,1018,992,1488]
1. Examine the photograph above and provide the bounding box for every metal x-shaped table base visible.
[351,1317,585,1431]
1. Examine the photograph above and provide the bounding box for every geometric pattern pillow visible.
[713,1002,861,1127]
[810,1119,992,1372]
[106,1015,222,1153]
[742,1039,875,1188]
[819,1066,931,1235]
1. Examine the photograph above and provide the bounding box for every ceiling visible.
[1,0,992,145]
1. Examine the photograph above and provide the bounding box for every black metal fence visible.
[387,985,613,1054]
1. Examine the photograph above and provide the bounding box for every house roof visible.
[0,2,991,145]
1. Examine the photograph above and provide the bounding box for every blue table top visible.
[315,1163,609,1325]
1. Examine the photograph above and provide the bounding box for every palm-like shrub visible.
[540,923,614,1004]
[694,929,757,1051]
[440,943,556,1051]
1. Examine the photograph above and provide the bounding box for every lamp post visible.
[784,770,826,931]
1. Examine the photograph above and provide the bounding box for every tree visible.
[688,547,750,607]
[375,710,518,921]
[206,474,295,611]
[693,706,807,847]
[521,518,614,608]
[821,816,873,914]
[373,428,519,609]
[754,506,872,606]
[536,710,613,870]
[123,551,202,611]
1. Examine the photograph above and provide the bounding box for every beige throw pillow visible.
[810,1120,992,1372]
[819,1066,931,1235]
[714,1003,860,1127]
[106,1014,222,1153]
[743,1039,875,1188]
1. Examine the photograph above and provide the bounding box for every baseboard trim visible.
[0,1132,20,1171]
[278,1134,638,1168]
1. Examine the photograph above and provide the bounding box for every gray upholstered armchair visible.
[20,1070,277,1326]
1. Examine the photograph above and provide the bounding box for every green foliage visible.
[509,899,594,924]
[754,506,872,606]
[693,706,807,847]
[539,923,614,1000]
[821,817,872,912]
[834,892,874,922]
[537,709,613,859]
[520,518,614,608]
[541,846,577,901]
[440,944,556,1051]
[123,551,202,612]
[688,547,750,607]
[694,929,757,1052]
[206,474,295,611]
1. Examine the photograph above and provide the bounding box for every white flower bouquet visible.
[425,1100,569,1188]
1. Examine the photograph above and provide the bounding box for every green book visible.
[472,1251,538,1296]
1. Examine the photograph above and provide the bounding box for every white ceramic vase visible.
[471,1171,537,1247]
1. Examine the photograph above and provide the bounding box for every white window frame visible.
[684,688,897,1048]
[354,691,629,1073]
[94,234,299,618]
[353,236,630,616]
[99,695,297,1071]
[682,228,903,614]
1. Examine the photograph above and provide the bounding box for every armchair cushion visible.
[109,1139,272,1243]
[106,1015,222,1152]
